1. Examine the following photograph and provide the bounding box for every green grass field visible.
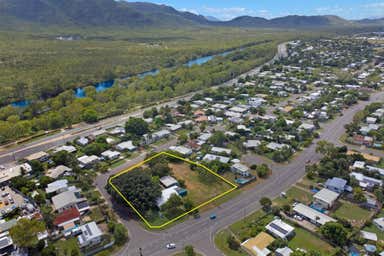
[288,227,336,255]
[333,201,371,224]
[274,186,313,206]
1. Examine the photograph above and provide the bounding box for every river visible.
[12,48,236,105]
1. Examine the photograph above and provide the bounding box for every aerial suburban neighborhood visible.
[1,1,384,256]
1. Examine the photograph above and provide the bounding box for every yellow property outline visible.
[108,151,238,229]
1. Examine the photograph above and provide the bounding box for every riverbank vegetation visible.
[0,28,327,144]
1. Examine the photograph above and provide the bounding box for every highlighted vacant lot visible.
[109,151,237,229]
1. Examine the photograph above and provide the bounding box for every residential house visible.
[266,142,289,151]
[25,151,49,162]
[293,203,336,226]
[51,187,89,213]
[77,155,99,169]
[0,163,32,184]
[350,172,383,190]
[116,141,136,152]
[211,147,232,155]
[265,219,295,240]
[53,208,81,234]
[313,188,339,209]
[243,140,261,149]
[325,177,347,193]
[46,165,72,179]
[54,145,77,154]
[76,137,89,146]
[77,222,103,248]
[169,146,192,156]
[101,150,120,160]
[45,179,69,195]
[373,217,384,231]
[241,232,274,256]
[231,163,250,177]
[202,154,230,164]
[156,186,179,208]
[275,247,293,256]
[159,176,179,188]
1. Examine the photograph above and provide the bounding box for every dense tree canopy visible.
[10,218,46,249]
[109,169,161,213]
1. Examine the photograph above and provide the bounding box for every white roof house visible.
[350,172,383,189]
[361,231,378,242]
[116,141,136,151]
[373,217,384,231]
[313,188,339,209]
[77,221,103,248]
[54,145,77,154]
[77,155,99,168]
[243,140,261,149]
[76,137,89,146]
[169,146,192,156]
[211,147,232,155]
[51,187,88,213]
[0,163,32,184]
[266,142,289,151]
[293,203,336,226]
[202,154,230,164]
[265,219,295,240]
[46,165,72,179]
[231,163,250,177]
[275,247,293,256]
[159,176,179,188]
[45,179,69,194]
[156,186,179,208]
[101,150,121,160]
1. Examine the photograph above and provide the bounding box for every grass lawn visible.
[274,186,313,206]
[214,229,248,256]
[170,163,234,206]
[54,238,81,256]
[333,201,371,224]
[288,226,336,255]
[229,210,274,242]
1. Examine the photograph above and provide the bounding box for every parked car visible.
[210,214,216,220]
[166,243,176,249]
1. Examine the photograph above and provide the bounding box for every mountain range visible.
[0,0,383,29]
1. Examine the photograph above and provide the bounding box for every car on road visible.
[210,214,216,220]
[166,243,176,249]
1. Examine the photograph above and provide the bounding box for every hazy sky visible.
[144,0,384,20]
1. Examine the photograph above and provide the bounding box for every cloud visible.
[200,6,271,20]
[178,8,199,15]
[363,2,384,8]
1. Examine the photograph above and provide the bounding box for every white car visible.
[166,243,176,249]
